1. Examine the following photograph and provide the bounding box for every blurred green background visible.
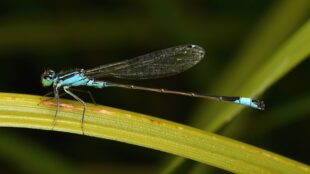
[0,0,309,174]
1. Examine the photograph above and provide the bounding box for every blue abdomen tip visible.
[234,97,265,110]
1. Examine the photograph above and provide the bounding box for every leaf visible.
[0,93,309,174]
[163,0,310,171]
[197,19,310,132]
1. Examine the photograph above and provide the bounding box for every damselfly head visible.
[41,69,55,87]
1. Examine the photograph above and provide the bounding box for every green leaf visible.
[197,19,310,132]
[188,92,310,174]
[0,93,309,174]
[163,0,310,172]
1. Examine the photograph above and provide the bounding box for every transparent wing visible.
[85,44,205,80]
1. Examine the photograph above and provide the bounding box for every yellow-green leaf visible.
[0,93,309,174]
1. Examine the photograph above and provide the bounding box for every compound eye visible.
[43,69,55,79]
[42,73,49,79]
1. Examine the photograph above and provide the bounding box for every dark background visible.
[0,1,309,174]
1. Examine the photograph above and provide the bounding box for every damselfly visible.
[41,44,264,133]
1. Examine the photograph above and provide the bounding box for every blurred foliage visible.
[0,0,309,174]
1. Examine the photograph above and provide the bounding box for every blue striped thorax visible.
[41,69,107,89]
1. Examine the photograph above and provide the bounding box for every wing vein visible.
[85,44,205,80]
